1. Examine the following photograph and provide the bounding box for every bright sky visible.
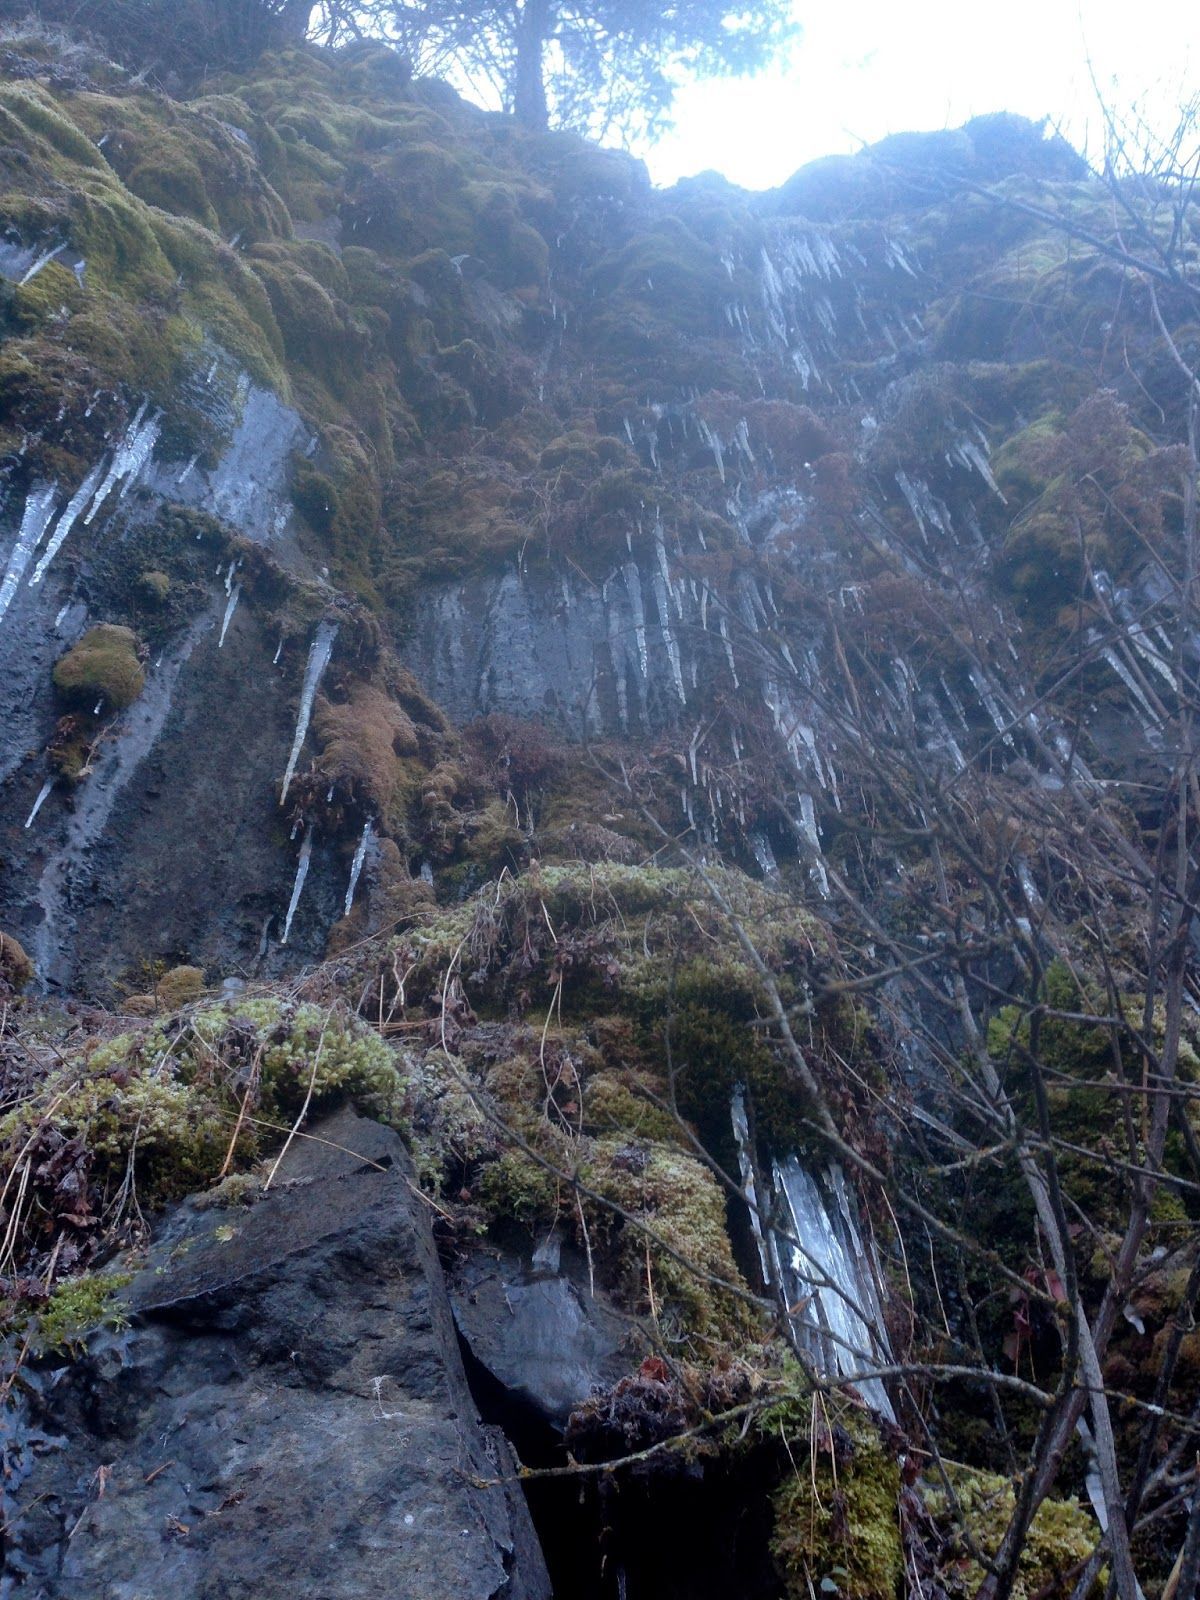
[640,0,1195,190]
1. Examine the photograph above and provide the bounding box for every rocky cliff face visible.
[2,18,1198,1600]
[0,29,1140,996]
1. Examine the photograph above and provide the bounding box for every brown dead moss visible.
[313,680,419,827]
[0,932,34,998]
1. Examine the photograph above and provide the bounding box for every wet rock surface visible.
[8,1107,551,1600]
[451,1234,640,1430]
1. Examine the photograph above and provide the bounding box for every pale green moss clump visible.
[927,1465,1100,1599]
[0,997,403,1234]
[53,624,145,710]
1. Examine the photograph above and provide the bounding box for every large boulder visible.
[9,1107,551,1600]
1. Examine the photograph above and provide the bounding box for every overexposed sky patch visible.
[640,0,1194,190]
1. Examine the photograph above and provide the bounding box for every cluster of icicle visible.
[731,1086,894,1418]
[0,405,161,629]
[279,621,337,805]
[276,623,382,947]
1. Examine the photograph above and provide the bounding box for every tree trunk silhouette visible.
[513,0,550,129]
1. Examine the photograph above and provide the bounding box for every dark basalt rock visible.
[7,1107,551,1600]
[451,1233,641,1430]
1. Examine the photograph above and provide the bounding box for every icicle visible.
[273,637,284,665]
[1126,625,1178,694]
[953,437,1005,500]
[718,615,738,688]
[344,819,374,915]
[967,665,1016,747]
[19,242,67,284]
[696,417,725,482]
[733,417,755,464]
[654,529,684,622]
[82,403,160,528]
[623,564,649,679]
[606,601,629,730]
[653,568,686,704]
[24,777,54,830]
[224,560,237,595]
[797,794,829,898]
[1101,645,1161,729]
[84,403,161,525]
[750,832,779,879]
[280,620,337,803]
[280,826,314,945]
[217,585,241,647]
[769,1156,893,1417]
[894,471,941,540]
[731,1087,770,1279]
[28,463,105,588]
[688,724,702,786]
[0,484,58,625]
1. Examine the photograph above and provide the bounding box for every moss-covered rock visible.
[0,996,402,1235]
[156,964,206,1008]
[52,624,145,711]
[0,931,34,997]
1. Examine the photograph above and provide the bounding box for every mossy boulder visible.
[53,625,145,711]
[157,964,206,1008]
[0,931,34,997]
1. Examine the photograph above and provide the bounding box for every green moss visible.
[137,569,172,603]
[32,1271,131,1355]
[582,1135,750,1340]
[983,962,1200,1241]
[53,625,145,711]
[928,1465,1100,1599]
[479,1148,559,1225]
[771,1402,904,1600]
[8,258,84,328]
[0,84,109,172]
[0,998,403,1230]
[582,1074,680,1143]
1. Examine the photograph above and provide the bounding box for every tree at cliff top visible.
[317,0,798,139]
